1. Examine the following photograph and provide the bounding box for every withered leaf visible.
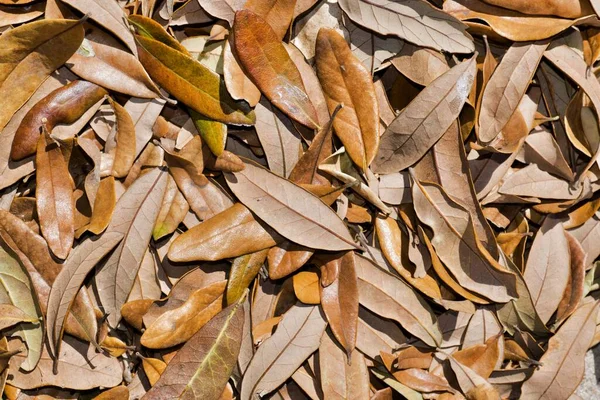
[61,0,137,56]
[8,336,122,390]
[141,280,227,349]
[478,41,549,143]
[338,0,474,53]
[225,160,357,251]
[319,251,359,356]
[354,254,442,347]
[0,18,84,132]
[241,304,327,399]
[145,301,245,399]
[523,217,571,324]
[521,300,600,399]
[35,132,74,260]
[411,177,517,302]
[315,27,379,171]
[372,57,476,174]
[232,10,318,129]
[168,203,282,262]
[95,167,167,326]
[46,232,123,360]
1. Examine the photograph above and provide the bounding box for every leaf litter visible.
[2,0,600,399]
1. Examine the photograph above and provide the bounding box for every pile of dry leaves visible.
[2,0,600,399]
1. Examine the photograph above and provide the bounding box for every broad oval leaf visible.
[225,160,357,251]
[372,57,476,174]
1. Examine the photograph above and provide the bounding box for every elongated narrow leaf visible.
[372,57,476,174]
[135,35,255,125]
[523,217,570,324]
[145,301,245,399]
[232,10,318,129]
[95,168,168,326]
[521,300,600,399]
[411,177,517,302]
[46,232,123,359]
[225,160,357,251]
[478,41,549,143]
[241,304,327,399]
[315,28,379,171]
[354,254,442,347]
[35,133,74,260]
[338,0,474,54]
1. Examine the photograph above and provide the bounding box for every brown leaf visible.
[245,0,296,40]
[444,0,581,42]
[8,336,122,390]
[478,41,549,143]
[315,27,379,171]
[232,10,318,129]
[0,304,37,331]
[0,19,84,133]
[223,40,261,107]
[521,300,600,399]
[355,254,442,347]
[319,251,359,356]
[480,0,594,18]
[372,57,476,174]
[106,98,136,178]
[168,203,282,262]
[338,0,474,53]
[95,167,168,326]
[453,333,502,379]
[11,80,107,161]
[411,177,517,302]
[46,232,123,360]
[35,132,74,260]
[241,304,327,399]
[393,368,455,394]
[68,28,160,98]
[61,0,138,55]
[523,217,571,323]
[319,330,370,399]
[225,160,357,251]
[145,301,245,399]
[555,231,587,323]
[141,280,227,349]
[293,271,320,304]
